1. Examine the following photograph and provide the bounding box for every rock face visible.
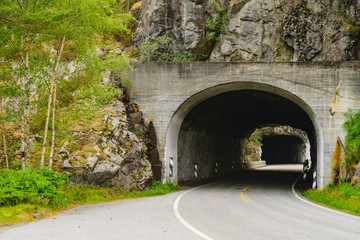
[132,0,218,60]
[54,104,153,190]
[133,0,360,61]
[240,125,310,165]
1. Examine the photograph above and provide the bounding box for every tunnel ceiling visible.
[183,90,314,138]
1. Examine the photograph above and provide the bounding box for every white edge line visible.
[174,185,215,240]
[291,178,360,219]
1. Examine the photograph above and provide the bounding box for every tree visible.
[0,0,134,169]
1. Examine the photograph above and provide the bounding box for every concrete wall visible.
[128,62,360,188]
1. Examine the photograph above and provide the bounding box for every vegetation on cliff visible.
[343,109,360,174]
[0,0,134,170]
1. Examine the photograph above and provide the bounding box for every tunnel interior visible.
[177,89,316,184]
[261,135,305,165]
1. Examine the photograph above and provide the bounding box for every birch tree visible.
[1,0,134,169]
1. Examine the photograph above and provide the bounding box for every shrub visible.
[205,0,229,42]
[0,168,68,206]
[138,35,194,62]
[343,109,360,171]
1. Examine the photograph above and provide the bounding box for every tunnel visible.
[262,135,306,165]
[177,89,317,184]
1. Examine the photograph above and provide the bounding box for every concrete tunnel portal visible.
[169,85,319,185]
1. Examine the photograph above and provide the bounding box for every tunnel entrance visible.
[262,135,305,165]
[176,89,317,185]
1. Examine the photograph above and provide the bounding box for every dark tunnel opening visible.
[261,135,305,165]
[177,89,317,184]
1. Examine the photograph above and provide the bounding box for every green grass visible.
[0,180,178,227]
[303,182,360,216]
[62,180,179,205]
[0,204,52,226]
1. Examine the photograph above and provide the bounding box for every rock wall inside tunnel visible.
[178,126,240,184]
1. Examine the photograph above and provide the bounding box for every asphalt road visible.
[1,165,360,240]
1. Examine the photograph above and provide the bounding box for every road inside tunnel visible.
[177,89,317,184]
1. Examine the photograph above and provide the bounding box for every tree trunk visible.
[26,102,31,168]
[20,49,28,169]
[20,114,26,169]
[0,97,9,168]
[40,36,66,168]
[40,82,53,167]
[25,49,31,167]
[49,82,57,169]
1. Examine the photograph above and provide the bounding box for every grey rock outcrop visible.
[132,0,219,60]
[54,105,152,190]
[133,0,360,61]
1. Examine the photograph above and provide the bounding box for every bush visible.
[138,35,193,62]
[205,0,228,42]
[145,180,178,195]
[0,168,68,206]
[343,109,360,171]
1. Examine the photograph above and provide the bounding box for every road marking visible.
[174,184,215,240]
[241,192,248,204]
[243,185,252,191]
[241,185,252,204]
[291,179,360,219]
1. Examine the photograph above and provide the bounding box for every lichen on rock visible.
[53,103,153,190]
[133,0,360,62]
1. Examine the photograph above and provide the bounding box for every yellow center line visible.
[241,192,248,204]
[243,185,252,191]
[241,185,252,204]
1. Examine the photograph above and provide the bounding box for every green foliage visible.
[343,109,360,171]
[63,180,178,204]
[138,35,194,62]
[0,204,51,225]
[0,0,134,169]
[304,182,360,216]
[0,179,179,226]
[204,0,228,42]
[249,128,263,147]
[143,180,178,196]
[344,17,360,36]
[0,168,68,206]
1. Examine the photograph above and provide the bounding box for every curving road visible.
[1,165,359,240]
[176,165,360,240]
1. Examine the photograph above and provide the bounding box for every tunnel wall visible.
[178,127,240,184]
[128,62,360,188]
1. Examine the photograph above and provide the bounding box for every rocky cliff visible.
[133,0,360,61]
[53,102,155,190]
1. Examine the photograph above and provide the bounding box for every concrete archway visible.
[165,82,324,187]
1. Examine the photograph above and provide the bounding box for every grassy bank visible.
[303,182,360,216]
[0,169,178,226]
